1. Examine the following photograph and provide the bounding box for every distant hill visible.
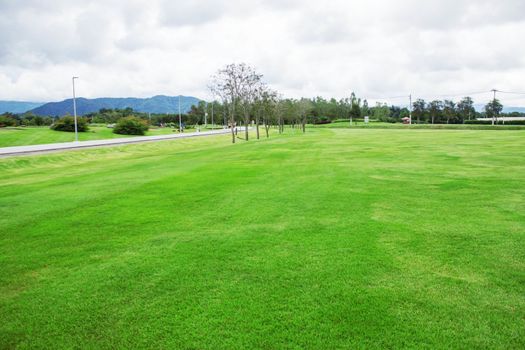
[503,106,525,113]
[29,95,201,116]
[0,101,44,114]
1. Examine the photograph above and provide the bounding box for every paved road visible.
[0,128,236,157]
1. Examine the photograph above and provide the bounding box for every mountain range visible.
[0,101,45,114]
[503,106,525,113]
[2,97,525,115]
[0,95,201,116]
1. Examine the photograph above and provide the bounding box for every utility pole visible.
[178,95,182,133]
[72,76,79,142]
[409,94,412,125]
[490,89,498,126]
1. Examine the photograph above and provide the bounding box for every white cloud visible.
[0,0,524,107]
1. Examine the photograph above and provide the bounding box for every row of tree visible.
[0,63,520,134]
[0,112,55,127]
[410,97,506,124]
[207,63,363,143]
[187,95,519,127]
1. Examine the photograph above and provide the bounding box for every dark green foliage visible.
[51,116,89,132]
[465,119,525,125]
[113,116,149,135]
[0,113,18,127]
[312,116,331,124]
[457,97,476,122]
[0,112,54,127]
[85,107,197,128]
[485,99,504,119]
[20,113,53,126]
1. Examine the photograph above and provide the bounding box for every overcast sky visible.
[1,0,524,106]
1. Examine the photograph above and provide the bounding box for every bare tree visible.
[253,83,268,140]
[262,89,278,138]
[209,64,241,143]
[210,63,263,143]
[238,65,263,141]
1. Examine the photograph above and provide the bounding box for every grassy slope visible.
[0,128,524,348]
[0,126,196,147]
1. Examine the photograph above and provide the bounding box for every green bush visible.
[113,117,149,135]
[51,116,89,132]
[465,119,525,125]
[0,114,18,127]
[312,116,332,125]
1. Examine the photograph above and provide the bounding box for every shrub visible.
[51,116,89,132]
[113,117,149,135]
[312,116,332,125]
[0,114,18,127]
[464,119,525,125]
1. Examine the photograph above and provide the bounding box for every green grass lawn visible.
[1,128,524,348]
[0,126,198,147]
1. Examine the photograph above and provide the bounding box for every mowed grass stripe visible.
[1,128,524,348]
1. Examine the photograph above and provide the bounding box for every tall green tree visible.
[485,99,503,124]
[373,102,390,122]
[412,99,426,124]
[361,99,370,117]
[428,100,443,124]
[349,92,361,125]
[457,97,475,122]
[443,100,456,124]
[297,98,313,132]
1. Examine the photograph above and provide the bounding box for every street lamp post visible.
[72,76,79,141]
[178,95,182,133]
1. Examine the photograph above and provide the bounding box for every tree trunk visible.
[245,116,249,141]
[230,107,235,143]
[256,114,260,139]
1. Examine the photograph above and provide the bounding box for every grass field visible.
[1,128,524,348]
[0,126,200,147]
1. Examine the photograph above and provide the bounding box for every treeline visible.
[85,107,210,128]
[0,112,55,127]
[2,97,521,130]
[2,68,524,132]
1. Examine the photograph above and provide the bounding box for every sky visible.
[1,0,524,106]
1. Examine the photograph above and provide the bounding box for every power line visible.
[435,90,488,97]
[497,90,525,95]
[418,91,489,99]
